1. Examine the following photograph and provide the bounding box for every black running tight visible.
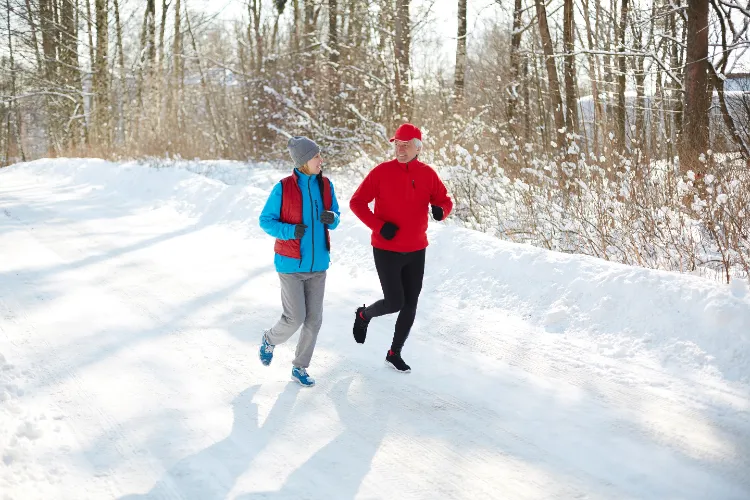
[364,248,426,352]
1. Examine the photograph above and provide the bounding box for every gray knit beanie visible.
[287,136,320,168]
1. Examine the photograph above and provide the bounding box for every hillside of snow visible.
[0,158,749,500]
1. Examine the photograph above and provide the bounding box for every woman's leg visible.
[266,273,306,345]
[293,271,327,368]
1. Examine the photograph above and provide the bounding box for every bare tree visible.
[113,0,127,144]
[329,0,340,117]
[534,0,565,148]
[454,0,467,107]
[563,0,578,135]
[38,0,59,153]
[394,0,411,122]
[249,0,262,72]
[92,0,110,147]
[680,0,710,177]
[5,0,25,163]
[24,0,42,71]
[582,0,603,157]
[616,0,629,151]
[60,0,83,149]
[508,0,524,138]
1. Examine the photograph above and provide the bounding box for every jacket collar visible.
[293,168,321,182]
[391,156,420,171]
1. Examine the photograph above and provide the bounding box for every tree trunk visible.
[24,0,43,72]
[303,0,315,80]
[168,0,182,133]
[250,0,262,72]
[523,59,531,142]
[136,0,156,124]
[453,0,467,107]
[147,0,156,65]
[60,0,82,150]
[85,0,95,75]
[292,0,300,54]
[272,12,281,52]
[52,0,60,61]
[38,0,57,80]
[39,0,59,154]
[113,0,126,144]
[534,0,565,149]
[616,0,629,151]
[93,0,110,147]
[582,0,602,157]
[6,0,25,162]
[394,0,411,122]
[680,0,710,177]
[508,0,523,137]
[670,5,684,157]
[656,54,666,157]
[328,0,339,118]
[634,39,645,152]
[159,0,169,69]
[563,0,578,135]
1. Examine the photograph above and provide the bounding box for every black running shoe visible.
[385,350,411,373]
[353,305,370,344]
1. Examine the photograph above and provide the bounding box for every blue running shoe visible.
[259,333,274,366]
[291,366,315,387]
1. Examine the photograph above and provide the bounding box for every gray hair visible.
[412,139,423,151]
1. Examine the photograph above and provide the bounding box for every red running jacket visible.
[350,158,453,252]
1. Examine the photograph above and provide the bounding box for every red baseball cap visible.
[389,123,422,142]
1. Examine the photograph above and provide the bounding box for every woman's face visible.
[305,153,323,175]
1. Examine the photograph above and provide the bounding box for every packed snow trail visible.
[0,159,749,500]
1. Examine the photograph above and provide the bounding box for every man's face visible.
[394,139,419,163]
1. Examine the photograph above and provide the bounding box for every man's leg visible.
[266,273,306,345]
[293,271,326,368]
[364,248,407,319]
[391,249,426,353]
[353,248,407,344]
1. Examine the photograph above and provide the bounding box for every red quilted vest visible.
[274,171,333,259]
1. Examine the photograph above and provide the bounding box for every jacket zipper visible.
[407,161,416,195]
[307,177,315,272]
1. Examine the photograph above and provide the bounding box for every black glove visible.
[431,205,444,221]
[320,210,335,225]
[294,223,307,239]
[380,222,398,240]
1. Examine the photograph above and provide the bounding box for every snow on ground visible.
[0,158,748,500]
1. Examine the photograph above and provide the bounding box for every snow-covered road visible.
[1,159,748,499]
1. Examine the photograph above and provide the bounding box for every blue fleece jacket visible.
[259,169,341,273]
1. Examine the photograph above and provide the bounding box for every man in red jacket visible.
[349,123,453,372]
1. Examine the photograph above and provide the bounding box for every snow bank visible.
[430,226,750,382]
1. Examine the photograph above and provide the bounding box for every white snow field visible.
[0,158,749,500]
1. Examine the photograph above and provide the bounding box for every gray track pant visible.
[265,271,326,368]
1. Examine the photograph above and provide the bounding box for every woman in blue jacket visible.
[258,136,341,387]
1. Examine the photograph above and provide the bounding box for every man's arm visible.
[430,168,453,220]
[349,169,385,231]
